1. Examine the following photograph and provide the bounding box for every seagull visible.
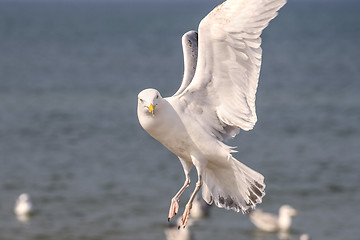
[137,0,286,228]
[191,196,212,220]
[14,193,34,220]
[249,205,298,232]
[164,217,194,240]
[299,234,311,240]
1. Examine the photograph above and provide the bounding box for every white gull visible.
[14,193,34,221]
[137,0,286,228]
[249,205,298,232]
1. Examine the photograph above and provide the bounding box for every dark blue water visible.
[0,1,359,240]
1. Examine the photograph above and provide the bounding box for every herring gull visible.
[191,196,212,219]
[14,193,34,221]
[164,217,194,240]
[249,205,298,232]
[299,234,311,240]
[137,0,287,228]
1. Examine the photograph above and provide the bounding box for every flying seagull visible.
[137,0,286,228]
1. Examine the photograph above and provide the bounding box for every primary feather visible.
[174,30,198,96]
[179,0,287,135]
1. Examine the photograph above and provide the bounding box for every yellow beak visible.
[147,103,155,115]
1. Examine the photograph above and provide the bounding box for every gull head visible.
[137,88,162,116]
[279,205,297,217]
[18,193,31,202]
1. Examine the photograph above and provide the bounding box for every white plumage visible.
[191,196,212,220]
[137,0,286,228]
[249,205,298,232]
[164,218,194,240]
[299,234,311,240]
[14,193,34,220]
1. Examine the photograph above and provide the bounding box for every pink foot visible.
[179,204,192,228]
[168,198,179,221]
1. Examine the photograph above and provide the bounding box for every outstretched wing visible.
[174,30,199,96]
[176,0,286,141]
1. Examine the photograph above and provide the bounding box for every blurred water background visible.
[0,1,359,240]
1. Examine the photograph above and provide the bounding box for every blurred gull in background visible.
[249,205,297,232]
[299,233,311,240]
[190,196,212,220]
[14,193,35,222]
[164,217,194,240]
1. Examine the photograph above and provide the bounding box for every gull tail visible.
[201,155,265,213]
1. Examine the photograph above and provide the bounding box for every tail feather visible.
[201,156,265,213]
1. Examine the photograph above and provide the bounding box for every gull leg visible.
[179,174,202,228]
[168,173,191,221]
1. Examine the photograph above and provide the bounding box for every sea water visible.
[0,1,359,240]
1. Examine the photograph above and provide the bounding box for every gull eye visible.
[156,95,159,99]
[139,98,144,103]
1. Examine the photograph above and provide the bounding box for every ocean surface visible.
[0,1,360,240]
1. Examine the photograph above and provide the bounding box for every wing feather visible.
[174,0,286,141]
[174,31,198,96]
